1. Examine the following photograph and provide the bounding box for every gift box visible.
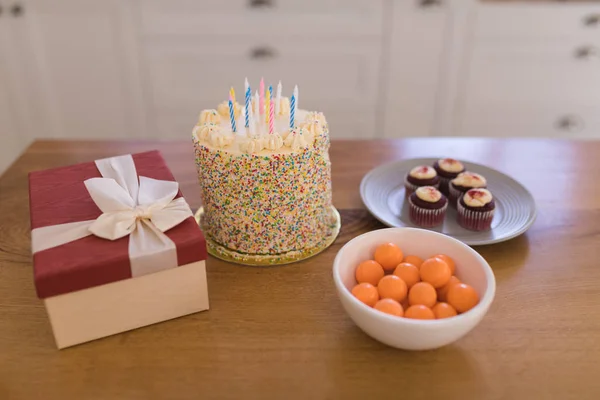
[29,151,209,349]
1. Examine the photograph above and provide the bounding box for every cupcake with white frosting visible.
[448,172,487,206]
[408,186,448,228]
[457,188,495,231]
[433,158,465,195]
[404,166,440,197]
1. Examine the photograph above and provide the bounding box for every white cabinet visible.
[456,3,600,139]
[0,2,32,175]
[139,0,384,140]
[383,0,475,138]
[20,0,144,139]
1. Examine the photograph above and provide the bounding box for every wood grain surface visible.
[1,139,600,400]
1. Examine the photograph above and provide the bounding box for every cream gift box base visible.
[44,260,209,349]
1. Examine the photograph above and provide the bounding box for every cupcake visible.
[404,166,440,197]
[448,172,487,206]
[457,188,495,231]
[433,158,465,195]
[408,186,448,228]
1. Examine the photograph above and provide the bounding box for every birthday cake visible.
[192,79,337,261]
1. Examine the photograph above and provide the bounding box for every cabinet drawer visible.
[140,0,384,37]
[461,103,600,139]
[142,38,380,112]
[154,106,377,140]
[466,40,600,108]
[478,4,600,41]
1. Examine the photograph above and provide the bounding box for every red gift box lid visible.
[29,150,207,299]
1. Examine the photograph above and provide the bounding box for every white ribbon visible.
[31,154,193,277]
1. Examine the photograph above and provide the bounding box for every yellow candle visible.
[229,87,236,104]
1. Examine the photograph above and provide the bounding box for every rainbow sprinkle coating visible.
[192,119,334,256]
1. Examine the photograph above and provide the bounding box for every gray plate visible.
[360,158,537,246]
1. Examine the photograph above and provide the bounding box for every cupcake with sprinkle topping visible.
[408,186,448,228]
[457,188,495,231]
[404,165,440,197]
[433,158,465,195]
[448,172,487,206]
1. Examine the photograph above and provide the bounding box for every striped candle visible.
[265,85,270,125]
[269,86,274,134]
[290,94,296,128]
[228,99,236,132]
[259,78,265,116]
[244,78,250,128]
[290,84,298,128]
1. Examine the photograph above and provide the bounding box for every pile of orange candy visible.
[351,243,479,319]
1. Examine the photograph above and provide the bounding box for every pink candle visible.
[269,95,275,134]
[259,78,265,116]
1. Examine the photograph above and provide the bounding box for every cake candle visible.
[269,85,274,134]
[259,78,265,116]
[265,85,270,125]
[290,94,296,129]
[229,87,236,105]
[228,98,237,133]
[244,78,251,128]
[276,80,282,115]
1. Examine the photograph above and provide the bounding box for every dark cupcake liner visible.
[408,196,448,227]
[457,201,495,231]
[438,176,451,196]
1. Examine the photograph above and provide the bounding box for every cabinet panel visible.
[140,0,384,37]
[383,0,449,137]
[24,0,139,138]
[478,4,600,41]
[464,40,600,111]
[461,103,600,139]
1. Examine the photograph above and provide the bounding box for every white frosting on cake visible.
[438,158,464,173]
[409,166,437,179]
[199,109,221,125]
[416,186,442,203]
[192,107,326,156]
[452,172,487,187]
[264,132,284,151]
[463,188,493,207]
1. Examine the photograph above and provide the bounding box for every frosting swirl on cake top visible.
[409,166,437,180]
[284,127,309,151]
[199,109,221,125]
[438,158,464,173]
[416,186,443,203]
[452,172,487,187]
[463,188,493,207]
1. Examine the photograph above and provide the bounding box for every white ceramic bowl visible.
[333,227,496,351]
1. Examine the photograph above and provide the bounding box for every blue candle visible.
[229,99,236,132]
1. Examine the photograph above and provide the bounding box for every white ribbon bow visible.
[31,154,193,277]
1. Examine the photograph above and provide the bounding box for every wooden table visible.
[1,139,599,400]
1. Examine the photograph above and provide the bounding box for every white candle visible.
[276,81,282,115]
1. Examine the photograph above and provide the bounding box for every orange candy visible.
[432,302,458,319]
[352,283,379,307]
[377,275,408,302]
[405,305,435,320]
[420,257,451,288]
[374,299,404,317]
[374,243,404,272]
[437,275,461,302]
[403,255,424,269]
[433,254,456,275]
[447,283,479,313]
[393,263,420,288]
[408,282,437,308]
[355,260,385,286]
